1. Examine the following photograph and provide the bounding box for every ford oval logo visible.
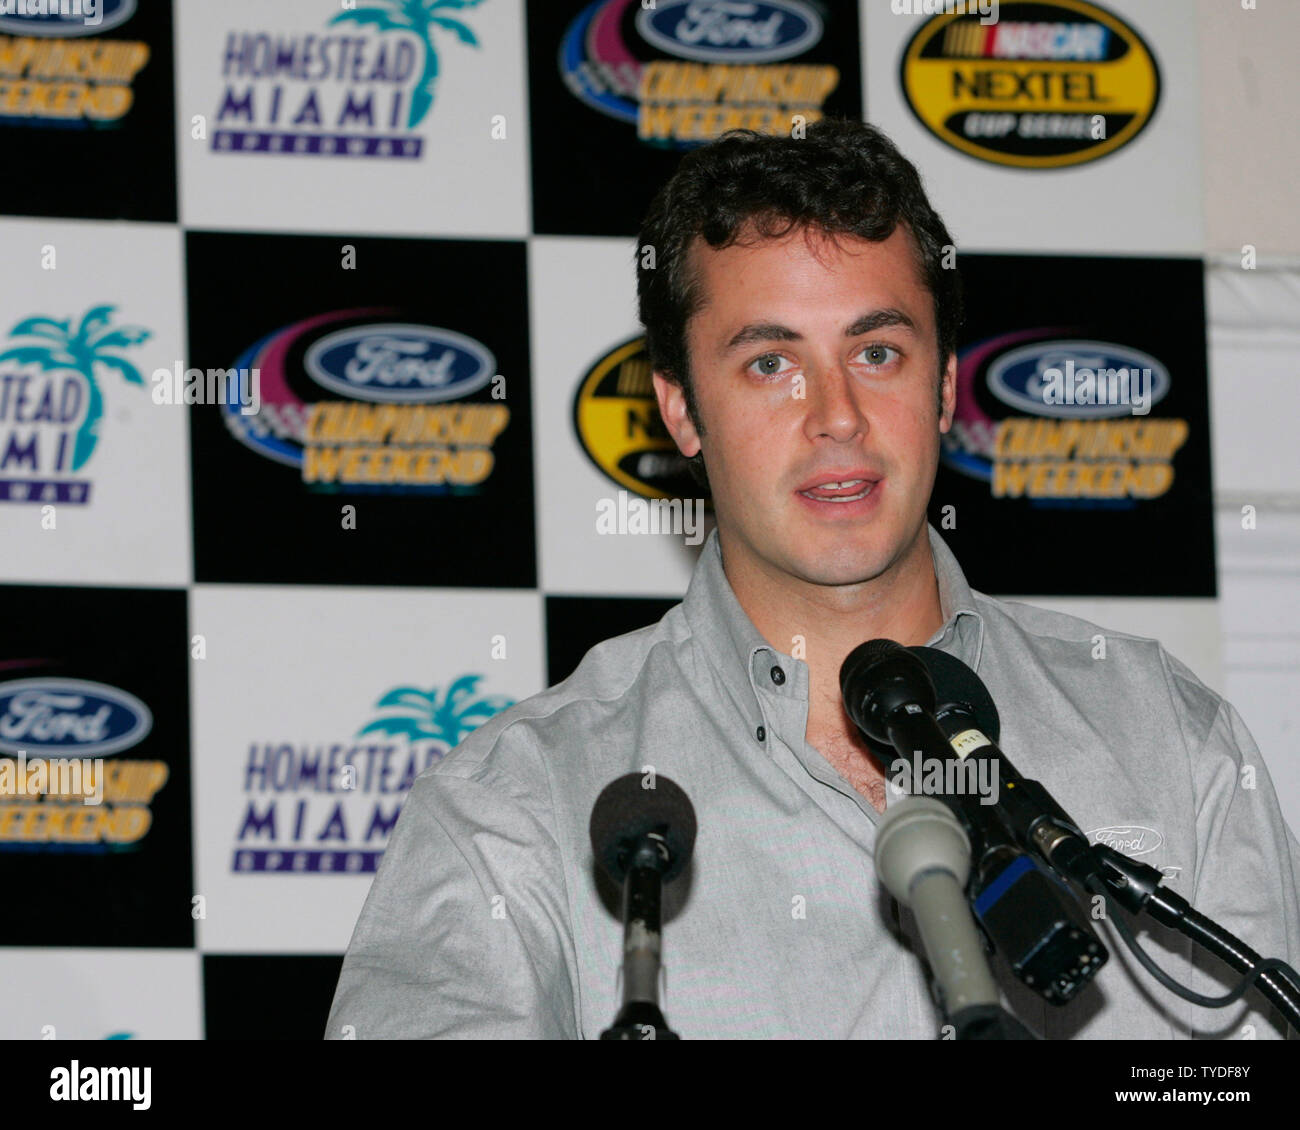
[0,678,152,757]
[1088,825,1164,856]
[303,323,497,404]
[986,339,1170,419]
[636,0,822,63]
[0,0,136,37]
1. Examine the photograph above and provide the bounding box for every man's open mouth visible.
[798,479,876,503]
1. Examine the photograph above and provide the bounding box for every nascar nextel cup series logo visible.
[899,0,1160,168]
[222,309,508,495]
[0,0,149,126]
[573,334,707,503]
[560,0,838,146]
[942,331,1186,505]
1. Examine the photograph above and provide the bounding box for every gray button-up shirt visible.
[326,525,1300,1039]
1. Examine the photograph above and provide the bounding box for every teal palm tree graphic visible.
[358,674,514,747]
[330,0,486,128]
[0,305,151,471]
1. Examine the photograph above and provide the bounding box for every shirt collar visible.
[682,524,986,719]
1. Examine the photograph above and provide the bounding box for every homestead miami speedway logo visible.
[899,0,1160,168]
[212,0,485,159]
[221,308,508,495]
[0,305,151,506]
[941,330,1187,506]
[560,0,838,146]
[0,0,149,127]
[232,673,514,874]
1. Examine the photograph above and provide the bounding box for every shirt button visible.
[770,666,785,685]
[756,725,766,742]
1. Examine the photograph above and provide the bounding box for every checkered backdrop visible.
[0,0,1291,1039]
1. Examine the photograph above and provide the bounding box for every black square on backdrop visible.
[186,231,536,588]
[528,0,863,235]
[0,0,177,222]
[933,253,1214,597]
[203,954,343,1040]
[0,584,193,947]
[546,594,678,686]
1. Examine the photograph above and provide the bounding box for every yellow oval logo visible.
[573,336,709,504]
[900,0,1160,169]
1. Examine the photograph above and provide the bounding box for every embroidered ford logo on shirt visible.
[1088,825,1163,855]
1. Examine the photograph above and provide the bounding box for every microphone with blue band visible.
[840,639,1108,1004]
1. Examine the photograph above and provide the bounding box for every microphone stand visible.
[858,641,1300,1034]
[1092,844,1300,1033]
[590,773,695,1040]
[601,836,679,1040]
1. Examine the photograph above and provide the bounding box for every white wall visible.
[1196,1,1300,835]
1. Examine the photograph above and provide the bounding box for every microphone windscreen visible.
[838,637,906,698]
[907,646,1000,741]
[589,772,697,884]
[839,638,934,742]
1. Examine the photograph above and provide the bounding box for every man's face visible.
[654,223,955,589]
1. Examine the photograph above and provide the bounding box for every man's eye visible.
[748,353,793,379]
[859,344,900,367]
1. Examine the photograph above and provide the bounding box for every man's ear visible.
[938,352,957,434]
[653,371,702,457]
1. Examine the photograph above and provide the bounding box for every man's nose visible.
[803,363,867,443]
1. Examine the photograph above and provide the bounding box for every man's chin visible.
[783,544,894,589]
[782,511,917,580]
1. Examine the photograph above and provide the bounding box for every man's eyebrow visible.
[844,308,917,337]
[721,321,801,352]
[720,308,917,353]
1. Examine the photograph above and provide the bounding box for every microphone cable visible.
[1084,872,1300,1029]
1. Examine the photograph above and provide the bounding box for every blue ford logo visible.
[0,0,136,36]
[636,0,822,63]
[303,323,497,404]
[0,678,152,757]
[986,339,1170,419]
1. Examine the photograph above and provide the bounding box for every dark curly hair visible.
[635,117,962,492]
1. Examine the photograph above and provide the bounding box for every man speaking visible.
[325,118,1300,1039]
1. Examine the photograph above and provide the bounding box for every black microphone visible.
[589,772,696,1040]
[907,645,1300,1032]
[905,645,1107,888]
[840,640,1108,1004]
